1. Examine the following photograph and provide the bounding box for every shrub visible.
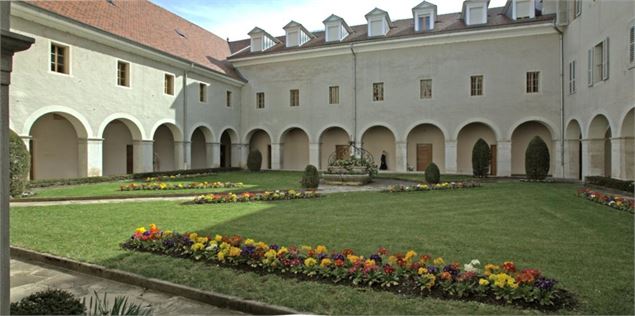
[84,291,153,316]
[424,162,440,184]
[247,150,262,172]
[585,176,635,193]
[9,130,30,197]
[471,138,491,178]
[301,164,320,189]
[10,289,84,315]
[525,136,550,180]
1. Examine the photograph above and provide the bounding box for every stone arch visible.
[97,114,145,140]
[565,119,583,180]
[152,122,181,171]
[510,120,554,176]
[279,127,310,170]
[187,123,214,142]
[150,119,183,141]
[318,126,351,169]
[456,122,497,175]
[406,123,446,172]
[190,125,214,169]
[23,106,92,138]
[219,127,239,168]
[28,111,90,179]
[101,118,144,176]
[247,128,272,170]
[361,125,396,171]
[453,118,500,141]
[587,114,612,177]
[403,120,449,143]
[506,116,557,141]
[619,108,634,180]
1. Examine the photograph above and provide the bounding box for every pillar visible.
[86,138,103,177]
[584,138,605,176]
[610,137,622,179]
[133,140,153,173]
[581,139,591,179]
[175,141,187,170]
[395,141,407,172]
[564,139,580,179]
[497,140,512,177]
[309,142,320,168]
[552,140,563,178]
[271,143,281,170]
[239,143,249,168]
[444,140,457,174]
[210,142,220,168]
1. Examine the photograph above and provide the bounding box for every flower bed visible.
[193,190,320,204]
[122,225,573,310]
[119,181,243,191]
[576,188,634,213]
[385,181,480,192]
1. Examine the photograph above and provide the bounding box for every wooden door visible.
[126,145,133,174]
[490,144,497,176]
[335,145,349,160]
[416,144,432,171]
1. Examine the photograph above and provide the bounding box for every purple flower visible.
[443,264,459,276]
[162,239,175,248]
[241,245,255,256]
[317,253,328,261]
[535,277,557,290]
[269,244,280,250]
[426,265,439,274]
[332,253,345,261]
[370,254,382,263]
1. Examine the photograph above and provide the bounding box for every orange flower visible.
[440,271,452,281]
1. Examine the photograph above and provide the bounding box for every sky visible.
[151,0,508,41]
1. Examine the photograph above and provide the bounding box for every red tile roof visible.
[24,0,241,80]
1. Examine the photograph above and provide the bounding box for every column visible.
[395,141,407,172]
[210,142,220,168]
[496,140,512,177]
[133,140,153,173]
[238,143,249,168]
[444,140,457,174]
[552,140,563,178]
[175,141,187,170]
[564,139,580,179]
[583,138,604,176]
[86,138,103,177]
[271,143,281,170]
[581,139,591,179]
[610,137,622,179]
[309,143,320,168]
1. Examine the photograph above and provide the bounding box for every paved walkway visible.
[10,259,244,315]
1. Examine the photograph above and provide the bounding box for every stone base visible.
[322,174,372,186]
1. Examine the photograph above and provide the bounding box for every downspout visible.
[553,23,565,178]
[350,44,357,149]
[183,66,190,169]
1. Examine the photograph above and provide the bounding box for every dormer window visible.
[283,21,315,48]
[248,27,279,52]
[463,0,489,26]
[504,0,535,20]
[323,14,352,42]
[365,8,392,37]
[412,1,437,32]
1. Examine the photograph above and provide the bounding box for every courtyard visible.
[9,171,634,314]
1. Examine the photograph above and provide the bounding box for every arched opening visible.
[620,109,634,180]
[588,115,612,177]
[280,128,309,170]
[248,129,271,170]
[565,120,582,180]
[406,124,445,172]
[456,123,496,175]
[319,127,350,169]
[511,121,553,176]
[102,119,141,176]
[361,126,396,171]
[191,127,212,169]
[220,129,237,168]
[29,113,87,179]
[153,124,178,171]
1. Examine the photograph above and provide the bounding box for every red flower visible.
[334,259,345,267]
[342,248,354,256]
[440,271,452,281]
[377,247,388,255]
[502,261,516,273]
[383,264,395,274]
[420,255,431,263]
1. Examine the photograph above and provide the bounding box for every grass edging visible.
[10,246,302,315]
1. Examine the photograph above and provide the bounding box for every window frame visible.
[289,89,300,107]
[164,73,175,96]
[419,79,432,99]
[116,60,130,88]
[525,71,540,94]
[49,41,70,75]
[574,0,582,18]
[470,75,484,96]
[198,82,208,103]
[629,24,634,66]
[226,90,232,107]
[256,92,265,109]
[372,82,384,102]
[329,86,340,105]
[568,60,576,95]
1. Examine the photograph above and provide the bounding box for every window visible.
[117,61,129,87]
[420,79,432,99]
[588,38,609,86]
[372,82,384,101]
[470,75,483,96]
[526,71,540,93]
[417,15,432,31]
[256,92,265,109]
[226,91,232,107]
[630,25,634,64]
[199,83,207,102]
[569,60,576,94]
[50,43,69,74]
[329,86,339,104]
[290,89,300,107]
[574,0,582,18]
[164,74,174,95]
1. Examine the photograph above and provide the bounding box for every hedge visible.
[585,176,634,193]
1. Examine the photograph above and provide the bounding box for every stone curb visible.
[10,246,302,315]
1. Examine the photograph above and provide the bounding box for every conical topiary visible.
[472,138,491,178]
[525,136,550,180]
[424,162,440,184]
[301,164,320,189]
[9,130,30,197]
[247,150,262,172]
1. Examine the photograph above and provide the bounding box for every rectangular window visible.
[256,92,265,109]
[372,82,384,101]
[526,71,540,93]
[569,60,576,94]
[329,86,339,104]
[574,0,582,18]
[290,89,300,107]
[470,75,483,96]
[117,61,129,87]
[199,83,207,102]
[50,43,69,74]
[164,74,174,95]
[420,79,432,99]
[226,91,232,107]
[589,38,609,86]
[629,25,634,64]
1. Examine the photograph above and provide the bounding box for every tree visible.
[9,130,30,197]
[425,162,440,184]
[247,150,262,172]
[525,136,550,180]
[301,164,320,189]
[472,138,491,177]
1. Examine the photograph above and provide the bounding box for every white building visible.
[8,0,635,180]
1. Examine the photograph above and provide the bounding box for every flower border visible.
[193,190,320,204]
[122,225,574,311]
[384,181,480,193]
[119,181,244,191]
[576,188,634,213]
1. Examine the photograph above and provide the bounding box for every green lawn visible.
[10,182,634,314]
[26,171,302,199]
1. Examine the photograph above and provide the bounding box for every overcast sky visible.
[151,0,508,41]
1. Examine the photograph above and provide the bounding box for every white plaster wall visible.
[406,124,445,172]
[319,127,350,169]
[191,128,207,169]
[281,128,309,170]
[153,125,175,171]
[511,121,554,175]
[30,114,80,179]
[249,130,271,169]
[102,120,132,175]
[361,126,396,171]
[456,123,497,174]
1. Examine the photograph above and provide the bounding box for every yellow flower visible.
[214,234,223,242]
[418,267,428,275]
[256,241,268,250]
[364,259,376,268]
[277,247,288,256]
[135,227,146,234]
[484,264,499,276]
[420,273,436,289]
[315,245,328,254]
[479,278,490,286]
[264,249,277,260]
[191,242,205,251]
[433,257,445,266]
[405,250,417,261]
[304,257,317,267]
[228,246,242,257]
[388,255,397,265]
[320,258,332,267]
[217,252,225,261]
[196,237,208,244]
[301,245,312,252]
[347,255,360,264]
[244,239,255,246]
[188,233,198,241]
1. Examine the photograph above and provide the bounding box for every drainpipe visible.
[350,44,357,149]
[553,23,565,178]
[183,66,190,169]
